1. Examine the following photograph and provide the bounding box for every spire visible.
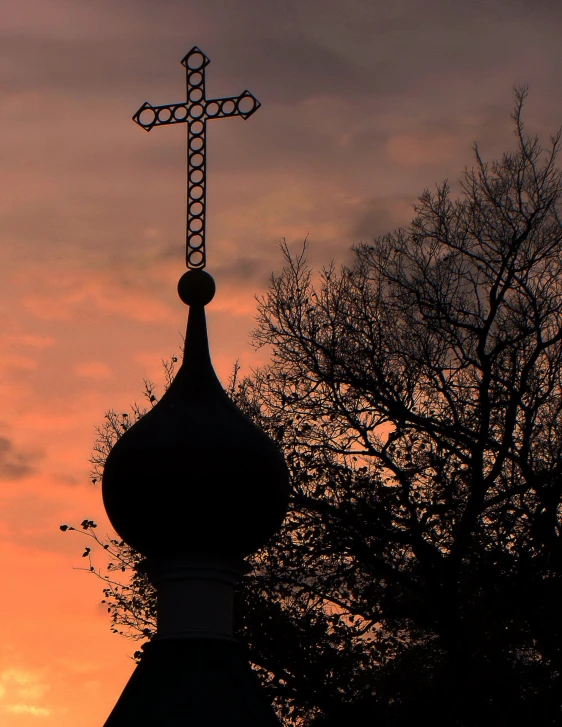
[100,49,289,726]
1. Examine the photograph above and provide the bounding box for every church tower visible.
[101,48,290,725]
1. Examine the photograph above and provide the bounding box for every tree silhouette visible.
[66,89,562,726]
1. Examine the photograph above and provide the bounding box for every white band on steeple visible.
[146,557,247,641]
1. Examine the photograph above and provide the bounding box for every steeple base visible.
[103,638,281,726]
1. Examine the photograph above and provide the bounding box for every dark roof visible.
[103,638,282,726]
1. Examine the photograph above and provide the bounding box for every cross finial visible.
[132,47,261,269]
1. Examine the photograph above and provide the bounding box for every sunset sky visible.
[1,0,562,724]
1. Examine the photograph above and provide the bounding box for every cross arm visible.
[133,91,261,132]
[132,101,189,132]
[203,91,261,121]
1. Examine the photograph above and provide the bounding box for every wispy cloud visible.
[0,668,51,718]
[5,705,52,717]
[0,437,40,481]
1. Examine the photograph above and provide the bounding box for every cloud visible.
[74,362,113,381]
[387,130,471,168]
[0,355,37,374]
[0,438,40,481]
[0,667,51,718]
[20,267,176,324]
[214,255,271,287]
[5,704,51,716]
[351,196,416,241]
[0,335,54,350]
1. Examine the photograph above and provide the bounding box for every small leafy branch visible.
[61,356,179,656]
[60,519,155,653]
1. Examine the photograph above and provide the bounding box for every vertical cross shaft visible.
[132,47,261,269]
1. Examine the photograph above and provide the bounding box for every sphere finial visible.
[178,269,216,306]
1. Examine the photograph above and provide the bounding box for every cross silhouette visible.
[132,47,261,269]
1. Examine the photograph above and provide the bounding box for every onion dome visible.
[102,269,289,559]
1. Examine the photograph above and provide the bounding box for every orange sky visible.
[1,0,562,724]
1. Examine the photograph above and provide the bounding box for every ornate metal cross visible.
[132,47,261,269]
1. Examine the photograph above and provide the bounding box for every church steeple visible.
[102,268,288,561]
[100,49,289,725]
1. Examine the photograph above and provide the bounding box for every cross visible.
[132,47,261,270]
